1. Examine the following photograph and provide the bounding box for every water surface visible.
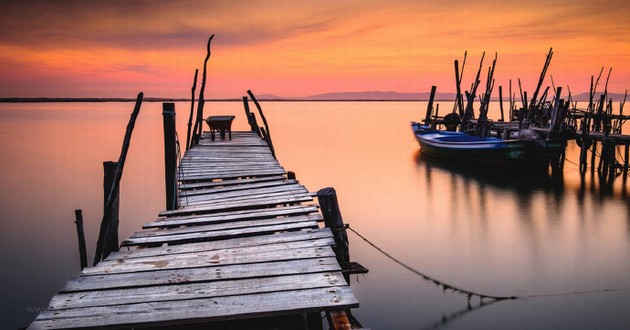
[0,101,628,329]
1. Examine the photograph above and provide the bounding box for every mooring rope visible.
[345,225,516,302]
[174,131,188,207]
[345,224,630,302]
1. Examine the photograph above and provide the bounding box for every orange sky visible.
[0,0,629,98]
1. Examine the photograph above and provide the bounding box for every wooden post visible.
[453,55,466,117]
[186,69,198,150]
[591,140,598,174]
[499,85,505,122]
[247,90,276,158]
[101,161,119,261]
[163,103,178,211]
[93,92,143,266]
[74,209,87,270]
[317,187,349,278]
[191,35,214,148]
[242,96,261,136]
[624,144,629,177]
[424,86,437,125]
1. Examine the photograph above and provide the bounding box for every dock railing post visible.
[163,103,178,211]
[74,209,87,270]
[317,187,350,276]
[102,161,120,259]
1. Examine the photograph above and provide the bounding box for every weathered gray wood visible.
[178,179,298,197]
[110,228,333,260]
[179,166,285,176]
[131,214,324,239]
[180,186,310,205]
[179,169,287,182]
[123,220,319,246]
[29,286,358,330]
[83,245,334,275]
[159,194,313,217]
[144,205,319,228]
[50,272,348,310]
[63,256,341,292]
[178,175,287,190]
[179,161,281,168]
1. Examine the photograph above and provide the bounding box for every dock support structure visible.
[162,103,178,210]
[101,161,119,260]
[73,209,87,270]
[317,187,350,272]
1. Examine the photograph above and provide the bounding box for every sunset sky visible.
[1,0,629,99]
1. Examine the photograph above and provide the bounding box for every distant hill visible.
[571,92,627,102]
[299,91,456,101]
[3,91,627,103]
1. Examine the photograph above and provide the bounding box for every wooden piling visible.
[425,86,437,125]
[590,140,598,174]
[102,161,119,261]
[162,103,177,211]
[93,92,143,266]
[499,85,505,122]
[624,144,629,177]
[316,187,350,279]
[73,209,87,270]
[242,96,261,136]
[247,90,276,159]
[186,69,198,151]
[191,35,214,148]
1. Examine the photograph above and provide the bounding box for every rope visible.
[174,131,188,207]
[345,225,516,302]
[345,224,630,303]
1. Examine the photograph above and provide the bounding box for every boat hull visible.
[412,122,563,170]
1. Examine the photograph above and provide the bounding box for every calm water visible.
[0,101,629,329]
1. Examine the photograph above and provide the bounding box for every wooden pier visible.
[28,129,361,329]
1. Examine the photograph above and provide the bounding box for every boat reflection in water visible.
[415,150,564,193]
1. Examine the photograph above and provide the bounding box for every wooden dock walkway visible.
[28,131,359,329]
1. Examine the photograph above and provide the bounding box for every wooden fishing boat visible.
[411,121,564,170]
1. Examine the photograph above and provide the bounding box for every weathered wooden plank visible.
[179,169,287,181]
[183,154,273,158]
[132,214,324,239]
[180,186,310,205]
[178,166,285,176]
[178,179,298,197]
[144,205,319,228]
[123,220,319,246]
[178,175,287,190]
[159,195,313,217]
[184,149,273,155]
[83,245,334,275]
[178,192,313,207]
[63,256,341,292]
[179,162,281,168]
[29,287,358,330]
[111,228,332,259]
[50,272,348,310]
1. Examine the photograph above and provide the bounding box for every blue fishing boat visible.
[411,121,564,170]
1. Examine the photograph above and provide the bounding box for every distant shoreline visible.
[0,97,456,103]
